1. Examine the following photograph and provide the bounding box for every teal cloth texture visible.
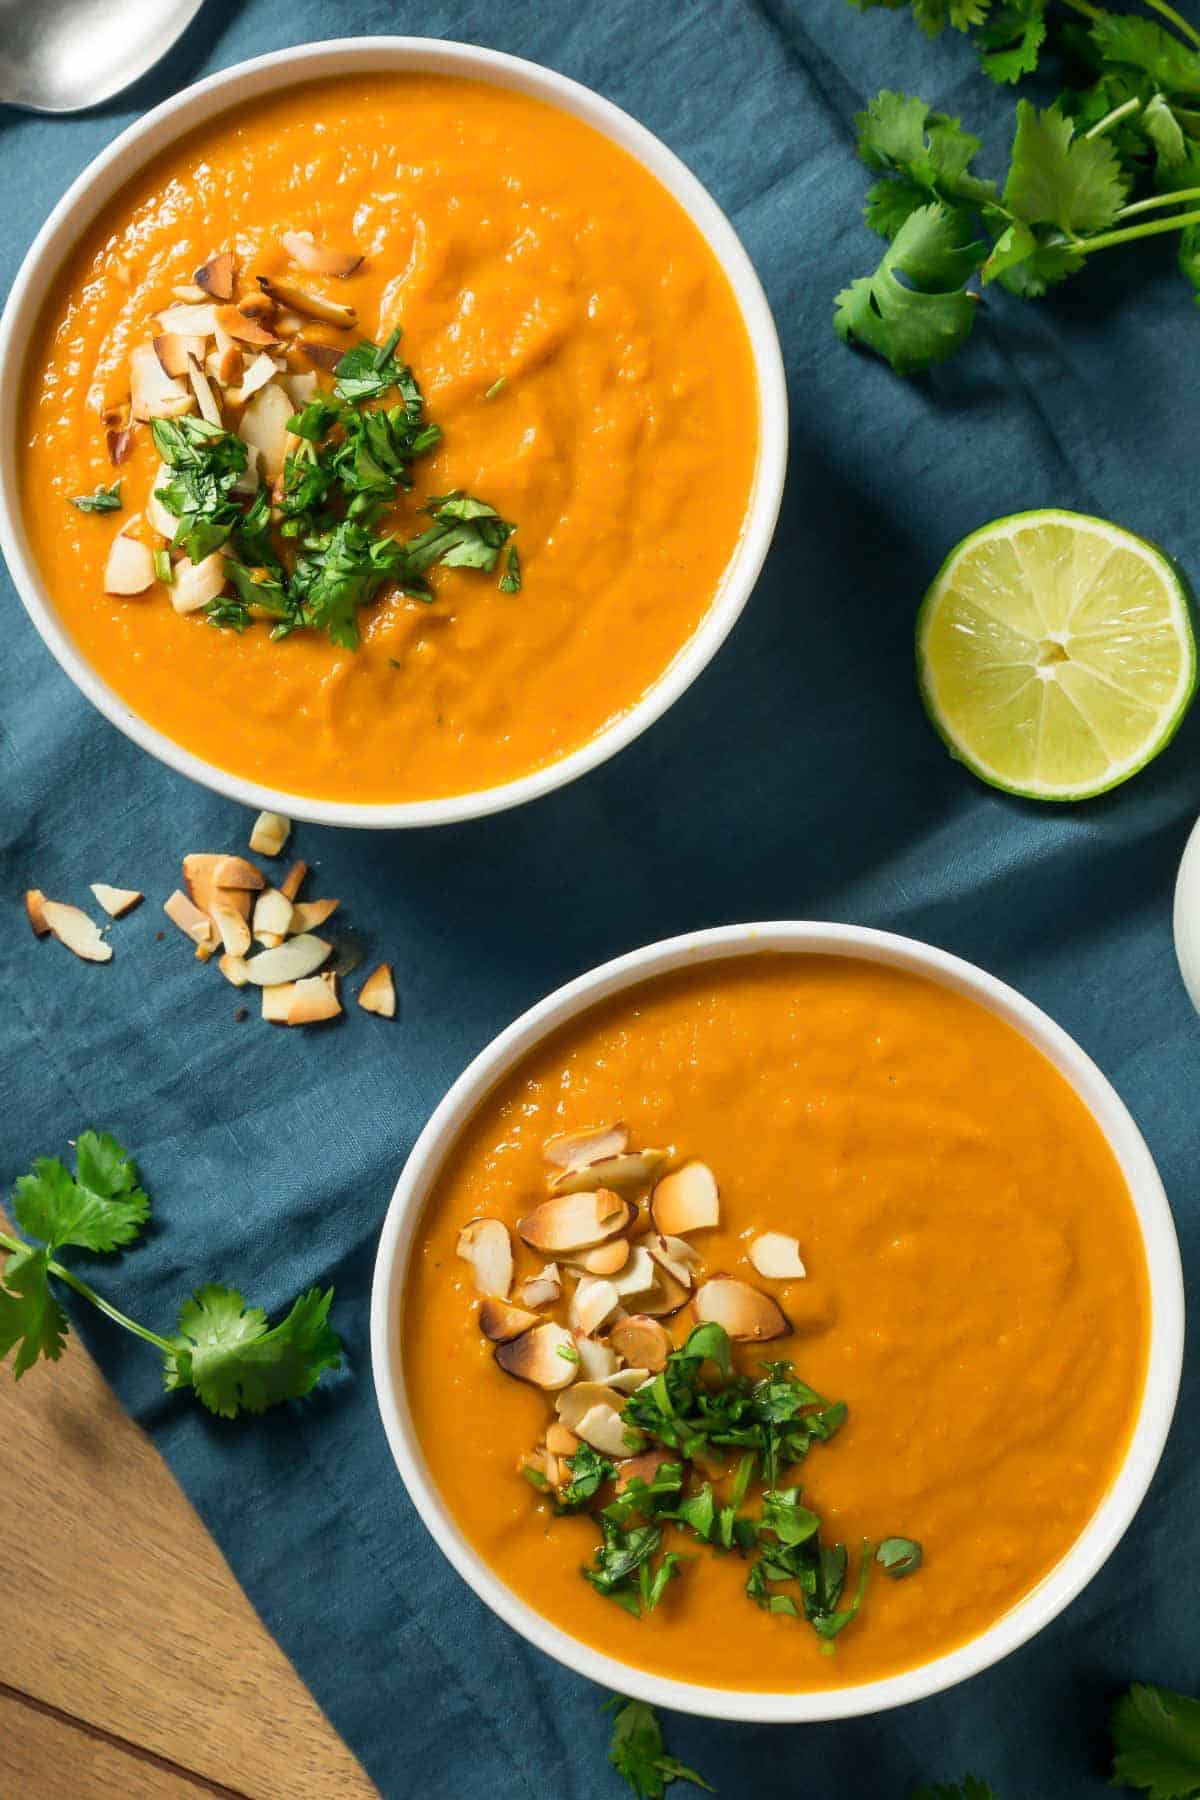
[2,2,1199,1794]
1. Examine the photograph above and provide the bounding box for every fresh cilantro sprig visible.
[1111,1682,1200,1798]
[0,1134,342,1419]
[70,479,123,514]
[838,3,1200,371]
[604,1698,714,1800]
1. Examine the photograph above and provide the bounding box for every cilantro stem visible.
[1060,0,1104,19]
[1075,207,1200,254]
[1084,97,1141,141]
[0,1230,174,1354]
[1118,187,1200,220]
[1144,0,1200,50]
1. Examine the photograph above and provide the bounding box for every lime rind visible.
[916,508,1197,802]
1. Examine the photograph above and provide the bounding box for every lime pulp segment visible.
[917,509,1196,801]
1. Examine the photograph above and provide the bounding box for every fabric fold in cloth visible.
[2,2,1199,1795]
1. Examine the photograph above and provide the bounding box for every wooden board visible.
[0,1209,376,1799]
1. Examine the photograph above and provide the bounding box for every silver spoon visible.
[0,0,204,114]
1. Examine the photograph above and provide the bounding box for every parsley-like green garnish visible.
[604,1697,714,1800]
[70,479,123,514]
[0,1134,341,1418]
[1111,1682,1200,1799]
[877,1535,923,1576]
[838,5,1200,371]
[484,376,507,400]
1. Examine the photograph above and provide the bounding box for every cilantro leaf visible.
[856,90,997,229]
[1090,17,1200,100]
[164,1283,342,1419]
[1144,95,1188,171]
[977,1,1047,84]
[1111,1683,1200,1800]
[13,1132,150,1255]
[877,1535,923,1576]
[0,1245,67,1377]
[405,492,517,577]
[1003,100,1128,236]
[604,1698,714,1800]
[70,479,123,514]
[333,328,412,404]
[835,202,984,374]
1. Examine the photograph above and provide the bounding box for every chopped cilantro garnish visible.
[333,327,409,404]
[70,479,122,514]
[877,1535,923,1576]
[1110,1682,1200,1799]
[153,548,172,585]
[604,1697,714,1800]
[484,375,507,400]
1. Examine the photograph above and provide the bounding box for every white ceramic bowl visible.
[0,37,787,830]
[371,921,1183,1722]
[1173,814,1200,1012]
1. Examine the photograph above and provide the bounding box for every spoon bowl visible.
[0,0,203,113]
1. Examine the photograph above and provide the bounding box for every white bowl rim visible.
[370,920,1184,1723]
[0,35,788,830]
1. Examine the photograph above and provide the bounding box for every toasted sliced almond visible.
[238,293,277,325]
[280,230,364,278]
[241,933,331,986]
[575,1403,638,1459]
[647,1235,698,1292]
[514,1263,562,1309]
[253,887,294,942]
[615,1447,678,1493]
[211,902,252,958]
[261,981,297,1023]
[238,381,293,480]
[600,1368,646,1398]
[258,932,284,950]
[156,301,218,336]
[279,858,307,899]
[609,1315,673,1374]
[651,1162,720,1236]
[286,971,341,1025]
[749,1232,807,1281]
[495,1322,577,1390]
[24,889,49,936]
[295,336,343,370]
[215,304,277,347]
[455,1218,513,1298]
[41,901,111,963]
[566,1238,630,1277]
[693,1277,791,1342]
[164,888,212,947]
[187,357,222,427]
[232,350,278,404]
[218,952,250,987]
[170,550,227,615]
[89,883,142,919]
[195,252,235,301]
[555,1381,625,1430]
[573,1334,619,1382]
[214,855,265,892]
[291,897,339,932]
[569,1275,621,1337]
[552,1149,667,1196]
[153,331,206,378]
[130,343,194,422]
[478,1297,540,1343]
[544,1123,629,1172]
[212,342,244,387]
[249,811,291,857]
[517,1188,632,1256]
[357,961,396,1018]
[637,1265,692,1320]
[183,853,251,926]
[282,370,319,408]
[172,282,211,303]
[257,275,356,328]
[106,423,135,465]
[104,528,155,596]
[545,1422,579,1458]
[146,464,177,539]
[608,1245,660,1301]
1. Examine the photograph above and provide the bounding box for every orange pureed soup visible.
[21,75,759,803]
[404,955,1150,1691]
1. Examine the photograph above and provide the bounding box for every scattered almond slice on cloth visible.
[358,962,396,1017]
[90,883,143,918]
[40,900,112,963]
[249,810,291,856]
[24,889,49,936]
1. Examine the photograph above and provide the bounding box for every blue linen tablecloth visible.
[3,2,1199,1794]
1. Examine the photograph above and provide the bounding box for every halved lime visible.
[917,509,1196,801]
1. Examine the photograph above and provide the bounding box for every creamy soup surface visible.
[405,954,1149,1691]
[22,74,759,802]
